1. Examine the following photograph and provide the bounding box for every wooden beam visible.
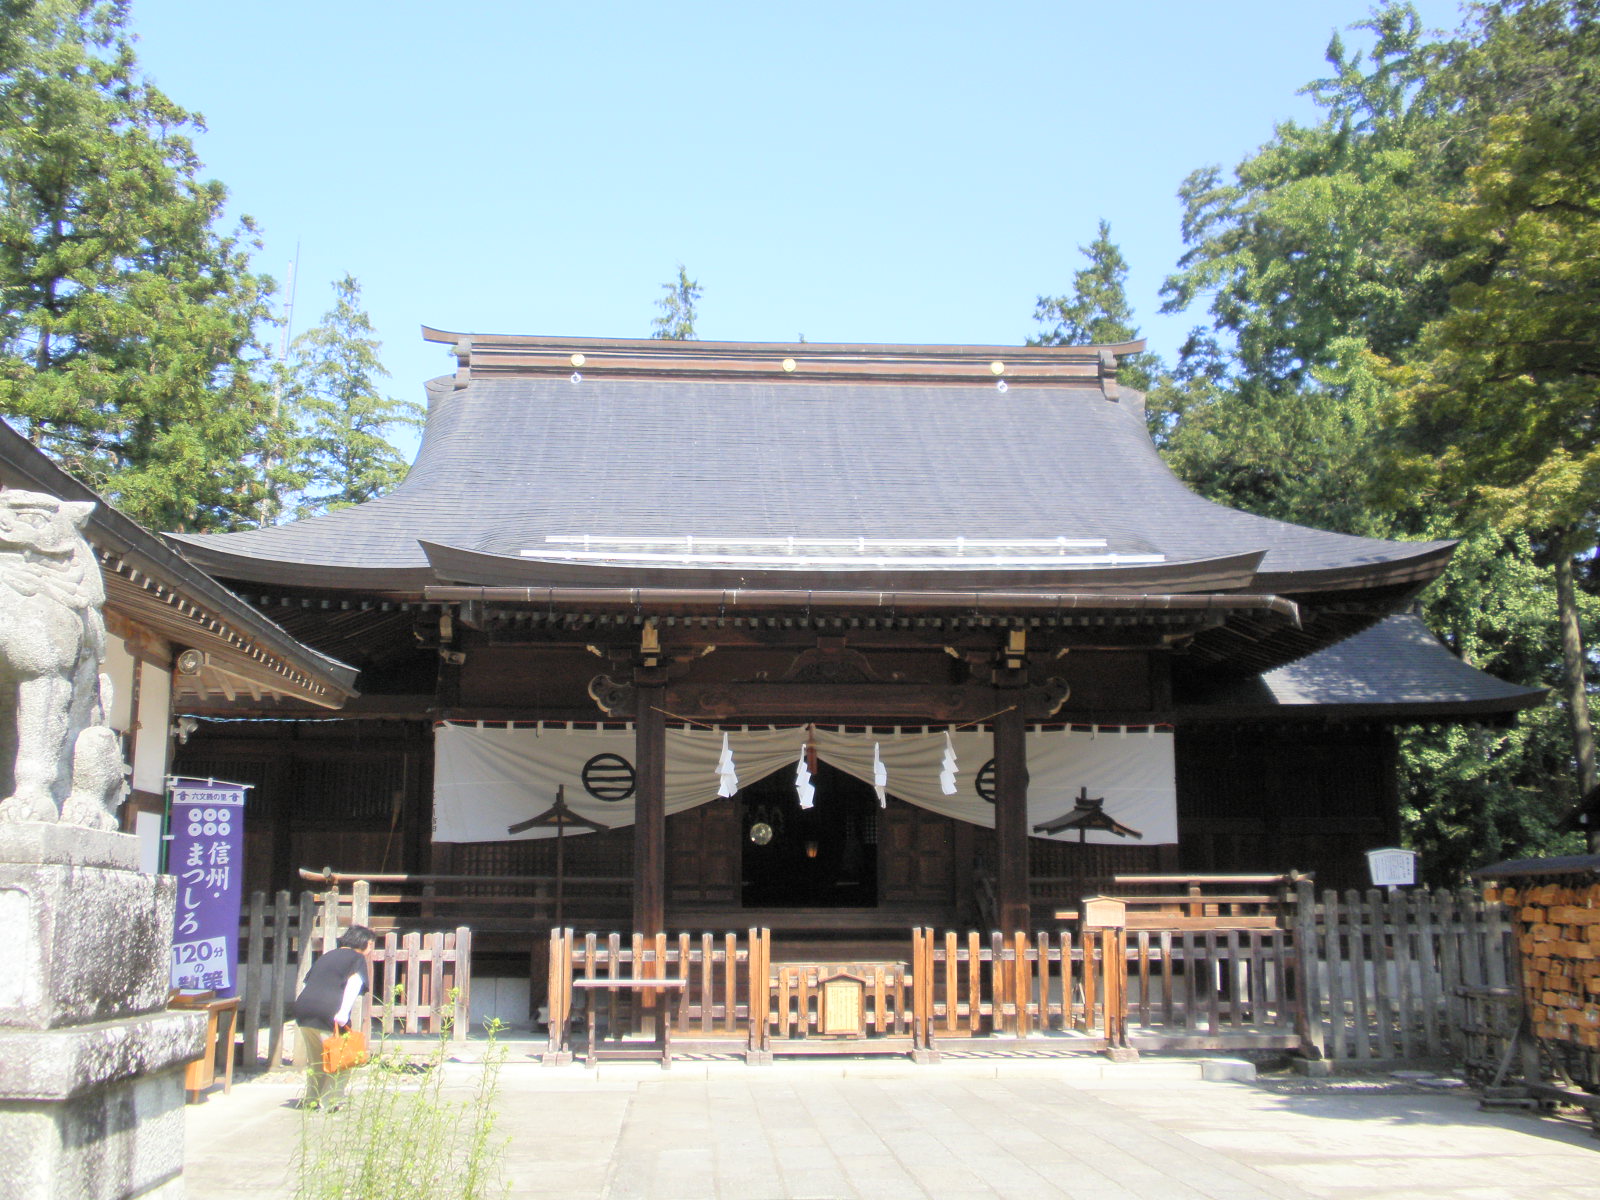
[632,668,668,937]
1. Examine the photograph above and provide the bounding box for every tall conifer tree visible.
[0,0,283,531]
[1030,221,1157,391]
[650,265,701,340]
[285,276,423,517]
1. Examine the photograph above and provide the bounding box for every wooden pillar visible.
[632,669,668,937]
[992,699,1030,934]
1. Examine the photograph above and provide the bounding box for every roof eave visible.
[419,540,1269,596]
[0,420,359,706]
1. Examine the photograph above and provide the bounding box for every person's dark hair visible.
[337,925,376,950]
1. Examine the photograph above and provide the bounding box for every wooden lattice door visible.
[666,797,740,903]
[878,799,954,905]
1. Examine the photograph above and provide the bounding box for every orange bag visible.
[321,1023,369,1074]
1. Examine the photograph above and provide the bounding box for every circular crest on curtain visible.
[975,758,997,803]
[581,753,636,801]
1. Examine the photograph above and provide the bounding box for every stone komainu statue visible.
[0,489,124,828]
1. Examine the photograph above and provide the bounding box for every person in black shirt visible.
[292,925,375,1109]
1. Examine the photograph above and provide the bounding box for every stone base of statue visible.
[0,824,204,1200]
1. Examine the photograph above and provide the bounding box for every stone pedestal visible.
[0,824,204,1199]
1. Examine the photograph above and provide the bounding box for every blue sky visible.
[128,1,1470,411]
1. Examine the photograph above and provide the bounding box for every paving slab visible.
[181,1060,1598,1199]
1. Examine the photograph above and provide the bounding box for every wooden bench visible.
[168,990,240,1102]
[571,977,687,1068]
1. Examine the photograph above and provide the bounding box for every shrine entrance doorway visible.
[740,762,879,908]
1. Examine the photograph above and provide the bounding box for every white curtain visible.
[433,723,1175,845]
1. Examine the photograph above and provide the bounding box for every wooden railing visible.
[366,926,474,1038]
[293,870,1518,1070]
[236,889,317,1071]
[769,960,918,1046]
[1121,926,1303,1047]
[295,866,631,935]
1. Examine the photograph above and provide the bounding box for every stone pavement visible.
[184,1055,1600,1199]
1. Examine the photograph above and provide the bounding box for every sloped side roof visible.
[172,362,1450,595]
[0,419,358,707]
[1182,614,1545,719]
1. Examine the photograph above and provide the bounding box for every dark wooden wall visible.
[173,715,1404,906]
[1174,723,1398,892]
[173,719,432,897]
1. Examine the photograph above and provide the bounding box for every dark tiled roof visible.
[1184,614,1545,717]
[173,370,1449,595]
[1473,854,1600,880]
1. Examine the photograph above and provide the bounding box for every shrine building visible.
[166,332,1540,944]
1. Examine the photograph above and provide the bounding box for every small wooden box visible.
[1079,896,1127,929]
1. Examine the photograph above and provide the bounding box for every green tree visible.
[1160,7,1462,402]
[1029,220,1159,391]
[1386,30,1600,814]
[650,265,700,340]
[1401,525,1592,881]
[0,0,286,531]
[1155,1,1597,873]
[285,276,423,517]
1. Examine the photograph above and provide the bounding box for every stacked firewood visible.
[1484,879,1600,1048]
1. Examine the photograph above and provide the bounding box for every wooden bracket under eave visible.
[1099,349,1121,402]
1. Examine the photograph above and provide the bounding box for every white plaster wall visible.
[131,664,170,796]
[103,636,135,734]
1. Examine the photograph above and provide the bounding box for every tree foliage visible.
[0,0,285,531]
[1029,220,1159,390]
[284,276,423,518]
[1151,0,1597,877]
[1385,1,1600,805]
[650,265,700,341]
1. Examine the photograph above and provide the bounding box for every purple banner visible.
[167,777,250,998]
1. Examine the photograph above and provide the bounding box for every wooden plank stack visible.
[1484,878,1600,1051]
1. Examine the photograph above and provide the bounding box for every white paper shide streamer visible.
[872,742,888,807]
[939,731,958,796]
[715,732,739,798]
[795,746,815,809]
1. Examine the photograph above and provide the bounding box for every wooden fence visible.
[1121,927,1304,1049]
[540,885,1514,1064]
[547,925,1160,1058]
[232,883,473,1070]
[917,929,1104,1041]
[546,929,762,1059]
[1296,884,1516,1062]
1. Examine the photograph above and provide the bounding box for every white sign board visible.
[1366,847,1417,887]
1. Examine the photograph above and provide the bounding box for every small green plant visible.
[294,987,509,1200]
